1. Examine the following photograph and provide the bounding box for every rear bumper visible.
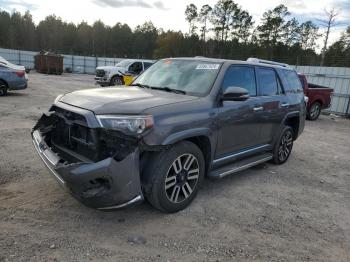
[32,129,144,210]
[8,80,28,90]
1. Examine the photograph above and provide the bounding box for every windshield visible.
[115,59,133,67]
[133,59,222,96]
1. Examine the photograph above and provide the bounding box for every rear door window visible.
[129,62,143,74]
[221,66,257,96]
[258,67,280,96]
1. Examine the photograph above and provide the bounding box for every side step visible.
[208,153,273,179]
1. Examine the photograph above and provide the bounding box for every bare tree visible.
[198,4,212,42]
[317,8,340,66]
[185,4,198,35]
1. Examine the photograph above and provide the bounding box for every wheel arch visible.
[283,113,300,140]
[308,98,323,110]
[110,74,124,84]
[184,136,212,176]
[161,128,214,175]
[0,78,9,88]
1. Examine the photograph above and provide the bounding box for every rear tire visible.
[0,80,8,96]
[272,126,294,165]
[144,141,205,213]
[307,102,321,120]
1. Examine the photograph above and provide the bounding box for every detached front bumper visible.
[32,129,144,210]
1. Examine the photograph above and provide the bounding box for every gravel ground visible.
[0,72,349,262]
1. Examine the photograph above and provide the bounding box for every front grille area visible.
[38,106,139,164]
[51,118,99,162]
[51,106,87,124]
[96,69,105,77]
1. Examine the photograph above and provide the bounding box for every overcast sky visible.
[1,0,349,48]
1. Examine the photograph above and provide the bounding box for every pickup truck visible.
[298,74,333,120]
[95,59,154,87]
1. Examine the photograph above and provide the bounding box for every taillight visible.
[14,70,25,77]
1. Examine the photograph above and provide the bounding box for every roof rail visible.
[247,57,290,68]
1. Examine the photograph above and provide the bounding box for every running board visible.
[208,153,273,179]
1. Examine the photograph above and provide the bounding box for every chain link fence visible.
[0,48,123,74]
[1,48,349,117]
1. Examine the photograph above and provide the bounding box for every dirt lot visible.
[0,72,349,262]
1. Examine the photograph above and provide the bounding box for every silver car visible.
[0,56,28,96]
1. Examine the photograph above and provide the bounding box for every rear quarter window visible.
[282,70,303,92]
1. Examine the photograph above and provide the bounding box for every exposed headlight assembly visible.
[96,115,154,134]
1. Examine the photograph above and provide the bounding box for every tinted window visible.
[221,66,257,96]
[283,70,303,92]
[144,62,153,69]
[129,62,143,74]
[258,68,279,96]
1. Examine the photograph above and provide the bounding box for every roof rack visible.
[247,57,290,68]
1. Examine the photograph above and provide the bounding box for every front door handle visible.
[281,103,290,108]
[253,106,264,112]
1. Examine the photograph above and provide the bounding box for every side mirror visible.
[222,86,250,101]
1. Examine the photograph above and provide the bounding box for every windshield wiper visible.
[130,83,151,89]
[152,86,187,95]
[131,84,186,95]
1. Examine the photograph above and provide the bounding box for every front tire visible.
[110,76,124,86]
[0,80,8,96]
[144,141,205,213]
[307,102,321,120]
[272,126,294,165]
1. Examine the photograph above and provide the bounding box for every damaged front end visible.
[32,103,144,210]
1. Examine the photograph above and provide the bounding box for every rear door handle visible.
[281,103,290,108]
[253,106,264,112]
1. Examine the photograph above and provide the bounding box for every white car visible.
[95,59,154,86]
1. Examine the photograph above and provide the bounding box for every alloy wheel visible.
[165,153,200,204]
[278,130,293,162]
[310,103,320,119]
[113,77,123,86]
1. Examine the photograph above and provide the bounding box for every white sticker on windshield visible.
[196,64,220,70]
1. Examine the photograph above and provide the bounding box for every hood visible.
[96,66,125,72]
[0,56,25,71]
[59,87,198,115]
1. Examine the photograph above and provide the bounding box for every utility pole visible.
[317,8,339,66]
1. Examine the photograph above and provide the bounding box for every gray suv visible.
[32,57,305,213]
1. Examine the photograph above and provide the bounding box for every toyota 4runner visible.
[32,57,306,213]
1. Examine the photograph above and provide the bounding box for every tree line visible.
[0,0,349,67]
